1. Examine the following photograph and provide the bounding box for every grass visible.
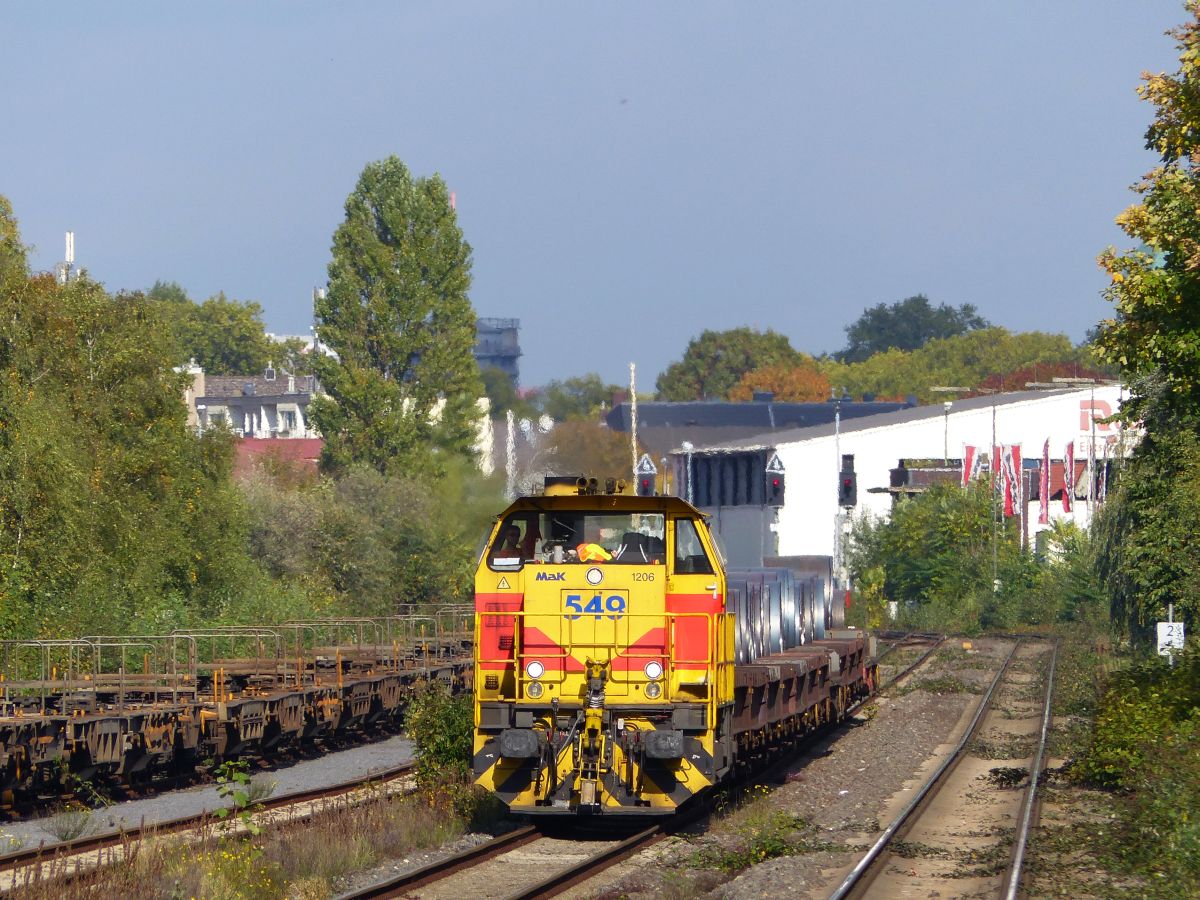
[43,805,93,842]
[8,783,491,899]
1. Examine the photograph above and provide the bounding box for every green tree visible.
[480,366,531,419]
[178,292,274,375]
[1095,378,1200,639]
[536,373,620,421]
[0,268,262,636]
[274,336,315,376]
[847,481,1038,632]
[147,281,275,375]
[656,327,803,401]
[310,156,482,476]
[242,460,504,615]
[838,294,989,363]
[821,328,1093,403]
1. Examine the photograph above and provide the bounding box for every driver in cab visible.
[576,522,612,563]
[492,524,524,562]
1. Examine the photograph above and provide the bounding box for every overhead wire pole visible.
[992,400,999,590]
[833,399,843,589]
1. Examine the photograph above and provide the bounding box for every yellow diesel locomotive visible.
[472,477,873,816]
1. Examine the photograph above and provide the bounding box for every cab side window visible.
[674,518,714,575]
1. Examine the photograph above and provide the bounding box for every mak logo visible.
[535,571,566,582]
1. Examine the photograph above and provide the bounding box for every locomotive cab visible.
[472,481,736,815]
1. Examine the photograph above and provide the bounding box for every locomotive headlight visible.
[643,660,663,680]
[527,681,545,698]
[644,681,662,699]
[525,660,545,679]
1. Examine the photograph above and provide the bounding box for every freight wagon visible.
[472,477,875,815]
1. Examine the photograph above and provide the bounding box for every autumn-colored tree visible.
[976,361,1111,394]
[1096,6,1200,421]
[729,361,831,402]
[1092,6,1200,640]
[0,195,26,281]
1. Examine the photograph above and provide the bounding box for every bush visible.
[1074,650,1200,887]
[848,481,1047,633]
[405,683,474,787]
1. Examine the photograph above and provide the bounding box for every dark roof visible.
[690,389,1076,453]
[604,399,913,457]
[606,399,910,432]
[202,374,318,399]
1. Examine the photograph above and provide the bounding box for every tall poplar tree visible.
[310,157,482,476]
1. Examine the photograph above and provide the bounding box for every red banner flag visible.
[1002,445,1017,516]
[1039,439,1050,525]
[962,445,976,487]
[1063,441,1074,512]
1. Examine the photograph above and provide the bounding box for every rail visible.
[828,638,1021,899]
[1003,636,1060,899]
[0,760,417,888]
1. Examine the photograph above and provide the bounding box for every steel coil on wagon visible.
[727,567,837,663]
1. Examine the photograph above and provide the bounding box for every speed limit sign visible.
[1157,621,1186,657]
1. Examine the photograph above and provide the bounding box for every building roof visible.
[605,399,913,457]
[201,373,318,399]
[686,389,1080,454]
[606,399,910,431]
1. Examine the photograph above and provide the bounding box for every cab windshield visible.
[488,512,666,568]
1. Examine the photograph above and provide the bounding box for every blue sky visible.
[1,2,1185,386]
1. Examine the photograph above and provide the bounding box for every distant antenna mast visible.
[630,362,638,482]
[57,231,75,284]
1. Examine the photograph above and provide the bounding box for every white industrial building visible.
[674,385,1132,565]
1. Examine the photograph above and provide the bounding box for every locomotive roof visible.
[501,491,705,517]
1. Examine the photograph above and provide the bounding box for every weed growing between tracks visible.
[894,673,980,696]
[630,786,843,898]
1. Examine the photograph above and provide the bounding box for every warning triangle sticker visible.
[497,577,511,590]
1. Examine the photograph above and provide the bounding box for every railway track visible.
[0,759,416,892]
[337,814,701,900]
[829,636,1059,899]
[340,637,937,900]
